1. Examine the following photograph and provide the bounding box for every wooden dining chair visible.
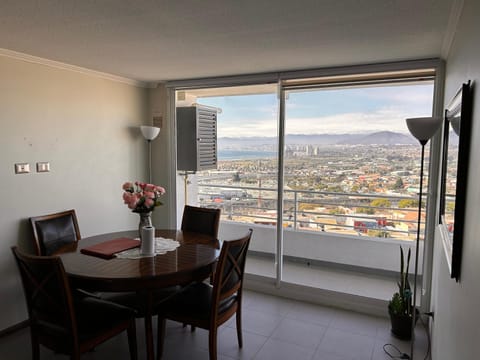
[156,229,253,360]
[180,205,222,332]
[29,209,81,256]
[11,246,138,360]
[181,205,221,280]
[181,205,221,241]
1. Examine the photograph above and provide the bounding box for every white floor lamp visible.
[405,116,442,359]
[140,125,160,184]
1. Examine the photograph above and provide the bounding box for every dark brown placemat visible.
[80,237,140,259]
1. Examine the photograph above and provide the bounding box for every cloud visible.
[219,107,432,137]
[220,117,278,137]
[205,82,434,137]
[285,111,406,135]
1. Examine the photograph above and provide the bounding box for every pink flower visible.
[123,181,165,212]
[123,192,130,203]
[144,197,154,208]
[129,194,141,209]
[143,191,154,199]
[122,182,134,191]
[122,192,138,209]
[145,184,156,192]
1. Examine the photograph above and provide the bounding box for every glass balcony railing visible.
[197,183,430,241]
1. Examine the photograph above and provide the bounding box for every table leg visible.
[144,292,154,360]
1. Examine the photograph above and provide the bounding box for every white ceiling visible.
[0,0,456,84]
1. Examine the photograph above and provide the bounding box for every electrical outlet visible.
[36,162,50,172]
[15,163,30,174]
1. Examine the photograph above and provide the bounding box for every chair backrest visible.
[11,246,78,347]
[181,205,221,239]
[211,229,252,318]
[29,209,81,255]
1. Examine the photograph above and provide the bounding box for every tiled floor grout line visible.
[309,321,328,360]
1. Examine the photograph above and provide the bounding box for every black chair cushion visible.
[36,216,77,255]
[157,282,236,321]
[36,295,136,352]
[74,296,136,341]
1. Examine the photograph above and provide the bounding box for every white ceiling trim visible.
[441,0,465,59]
[0,47,148,88]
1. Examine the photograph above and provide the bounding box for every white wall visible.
[431,0,480,358]
[0,55,149,331]
[148,84,175,228]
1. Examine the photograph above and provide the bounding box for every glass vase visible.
[138,212,152,241]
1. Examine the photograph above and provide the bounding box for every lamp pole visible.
[410,140,426,360]
[147,139,153,184]
[140,125,160,184]
[405,117,441,360]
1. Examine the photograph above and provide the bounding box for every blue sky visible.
[198,82,434,137]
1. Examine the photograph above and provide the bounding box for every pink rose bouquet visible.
[122,181,166,213]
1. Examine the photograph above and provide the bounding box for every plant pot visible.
[389,309,419,340]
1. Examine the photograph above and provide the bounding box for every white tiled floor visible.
[0,290,429,360]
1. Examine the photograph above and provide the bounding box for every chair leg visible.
[157,318,166,360]
[208,328,218,360]
[127,320,138,360]
[31,332,40,360]
[236,310,243,348]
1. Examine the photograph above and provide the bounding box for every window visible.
[283,82,434,241]
[172,65,439,293]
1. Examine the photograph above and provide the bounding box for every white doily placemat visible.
[115,237,180,259]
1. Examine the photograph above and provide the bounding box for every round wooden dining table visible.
[59,229,220,360]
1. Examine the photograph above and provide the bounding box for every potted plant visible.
[388,246,415,340]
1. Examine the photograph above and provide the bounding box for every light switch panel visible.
[36,162,50,173]
[15,163,30,174]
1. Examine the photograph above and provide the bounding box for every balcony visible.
[196,183,425,315]
[199,184,423,240]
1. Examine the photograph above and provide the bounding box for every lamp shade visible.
[140,126,160,141]
[450,116,461,136]
[406,117,442,144]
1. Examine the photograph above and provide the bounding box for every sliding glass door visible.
[281,81,434,290]
[171,64,440,303]
[176,84,280,278]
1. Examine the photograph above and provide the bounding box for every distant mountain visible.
[218,131,417,148]
[285,133,364,145]
[340,131,417,145]
[218,137,276,147]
